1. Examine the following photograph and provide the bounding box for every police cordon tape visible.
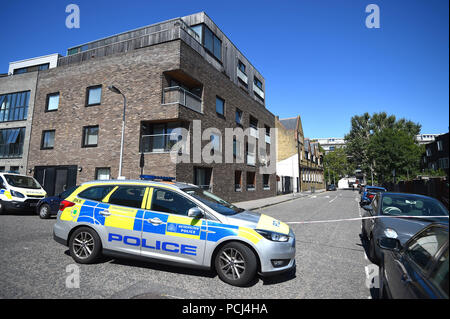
[286,215,449,225]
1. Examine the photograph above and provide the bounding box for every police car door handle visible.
[148,217,162,225]
[100,210,111,216]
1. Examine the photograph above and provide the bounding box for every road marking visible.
[329,196,338,203]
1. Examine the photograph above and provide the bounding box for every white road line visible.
[329,196,338,203]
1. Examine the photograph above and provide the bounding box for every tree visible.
[367,128,423,183]
[345,112,421,184]
[323,147,355,184]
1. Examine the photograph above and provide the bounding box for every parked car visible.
[361,192,449,264]
[36,185,79,219]
[360,186,386,207]
[53,178,296,287]
[378,222,448,299]
[327,184,337,191]
[0,173,47,214]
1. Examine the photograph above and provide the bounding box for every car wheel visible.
[215,242,257,287]
[368,235,380,265]
[38,204,51,219]
[69,227,102,264]
[361,221,368,239]
[0,201,4,215]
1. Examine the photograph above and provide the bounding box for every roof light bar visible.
[140,175,176,181]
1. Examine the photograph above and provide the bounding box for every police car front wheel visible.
[215,242,257,287]
[69,227,102,264]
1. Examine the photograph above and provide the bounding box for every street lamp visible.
[108,85,126,180]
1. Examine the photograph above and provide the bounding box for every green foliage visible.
[344,112,422,183]
[323,147,355,184]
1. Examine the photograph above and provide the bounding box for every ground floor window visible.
[95,167,111,180]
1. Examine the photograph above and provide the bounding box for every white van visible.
[0,173,47,214]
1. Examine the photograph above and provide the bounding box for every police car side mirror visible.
[188,207,204,219]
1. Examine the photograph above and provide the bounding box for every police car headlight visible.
[255,230,289,242]
[11,190,25,198]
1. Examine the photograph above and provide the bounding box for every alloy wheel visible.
[219,248,246,281]
[72,231,95,259]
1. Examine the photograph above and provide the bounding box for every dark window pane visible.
[151,188,196,216]
[213,36,221,60]
[216,97,224,115]
[204,27,213,53]
[78,185,115,201]
[108,186,146,209]
[405,227,448,270]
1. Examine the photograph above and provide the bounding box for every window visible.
[426,148,432,157]
[108,186,146,209]
[140,122,184,153]
[0,91,30,122]
[247,171,256,191]
[238,60,246,74]
[233,138,242,159]
[405,226,449,271]
[41,130,55,150]
[263,174,270,190]
[235,171,242,192]
[249,116,258,130]
[151,188,197,216]
[430,248,449,297]
[82,126,99,147]
[95,168,111,180]
[194,167,212,191]
[254,77,263,90]
[210,133,221,155]
[86,85,102,106]
[0,127,26,159]
[10,166,20,173]
[437,140,443,151]
[78,185,115,201]
[13,63,49,75]
[0,166,5,172]
[235,108,243,125]
[216,96,225,116]
[193,24,222,61]
[46,93,60,112]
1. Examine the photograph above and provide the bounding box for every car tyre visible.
[69,227,102,264]
[38,203,51,219]
[0,200,4,215]
[215,242,257,287]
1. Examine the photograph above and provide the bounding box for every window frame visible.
[41,130,56,150]
[45,92,60,112]
[82,125,99,148]
[85,85,103,107]
[215,96,225,117]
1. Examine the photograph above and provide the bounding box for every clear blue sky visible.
[1,0,448,138]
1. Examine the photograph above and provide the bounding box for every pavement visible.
[0,189,378,299]
[233,189,327,211]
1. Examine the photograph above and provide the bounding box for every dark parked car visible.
[361,192,449,264]
[360,186,386,207]
[36,185,79,219]
[327,184,337,191]
[378,223,448,299]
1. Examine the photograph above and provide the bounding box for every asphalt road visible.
[0,189,379,299]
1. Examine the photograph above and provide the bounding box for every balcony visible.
[140,133,184,153]
[162,86,202,113]
[237,67,248,85]
[253,85,265,100]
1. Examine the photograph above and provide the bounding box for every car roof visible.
[381,192,442,201]
[80,179,196,190]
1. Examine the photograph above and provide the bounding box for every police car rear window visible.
[78,185,115,202]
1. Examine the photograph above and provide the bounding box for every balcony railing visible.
[141,133,184,153]
[237,67,248,85]
[253,85,265,100]
[162,86,202,113]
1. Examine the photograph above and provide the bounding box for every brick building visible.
[26,12,277,201]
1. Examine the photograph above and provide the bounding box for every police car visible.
[0,172,47,214]
[53,175,296,286]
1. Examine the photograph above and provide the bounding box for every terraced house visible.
[25,12,277,201]
[301,139,325,192]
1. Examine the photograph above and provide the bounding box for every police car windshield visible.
[4,174,42,189]
[183,188,244,215]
